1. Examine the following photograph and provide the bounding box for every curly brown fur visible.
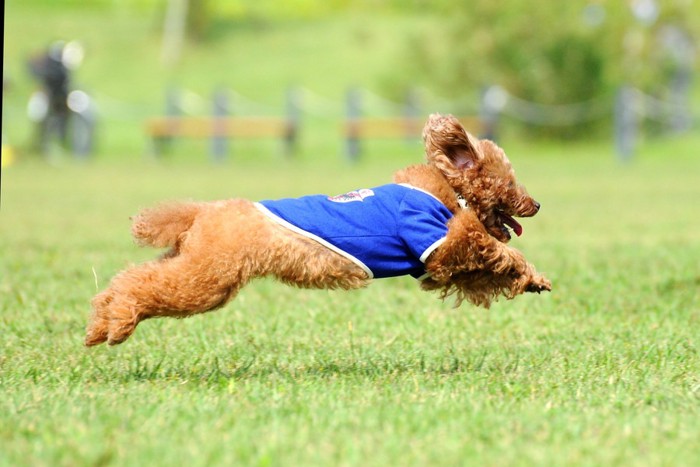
[85,200,370,346]
[393,114,551,307]
[420,114,541,243]
[418,209,549,308]
[85,113,550,347]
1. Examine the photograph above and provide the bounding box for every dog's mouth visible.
[496,210,523,240]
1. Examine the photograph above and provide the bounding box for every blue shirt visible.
[255,184,453,279]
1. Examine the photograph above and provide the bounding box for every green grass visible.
[2,136,699,466]
[3,2,700,466]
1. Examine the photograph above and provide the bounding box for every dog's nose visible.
[533,201,541,212]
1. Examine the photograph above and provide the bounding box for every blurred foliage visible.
[186,0,210,40]
[408,1,699,102]
[178,0,436,38]
[175,1,699,132]
[8,0,700,144]
[16,0,430,20]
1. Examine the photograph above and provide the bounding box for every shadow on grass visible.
[658,276,700,295]
[90,349,528,385]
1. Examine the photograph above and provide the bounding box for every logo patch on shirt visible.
[328,189,375,203]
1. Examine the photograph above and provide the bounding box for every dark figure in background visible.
[28,42,71,152]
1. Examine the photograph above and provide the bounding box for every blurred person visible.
[27,41,72,153]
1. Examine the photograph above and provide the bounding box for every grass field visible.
[3,2,700,465]
[1,135,699,466]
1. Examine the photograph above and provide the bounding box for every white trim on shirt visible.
[254,202,375,279]
[420,237,446,263]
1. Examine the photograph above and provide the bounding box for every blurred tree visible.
[161,0,211,65]
[161,0,187,65]
[187,0,211,40]
[406,0,699,137]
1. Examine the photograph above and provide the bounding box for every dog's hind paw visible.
[106,318,138,346]
[85,327,109,346]
[85,316,110,346]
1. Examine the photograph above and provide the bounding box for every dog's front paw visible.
[525,275,551,294]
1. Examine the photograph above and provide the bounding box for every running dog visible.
[85,114,551,346]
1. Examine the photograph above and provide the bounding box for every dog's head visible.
[423,113,540,243]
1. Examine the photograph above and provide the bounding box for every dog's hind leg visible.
[86,256,245,346]
[84,289,114,346]
[85,198,371,346]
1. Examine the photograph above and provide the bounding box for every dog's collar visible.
[457,194,468,210]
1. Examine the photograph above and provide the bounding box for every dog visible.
[85,114,551,346]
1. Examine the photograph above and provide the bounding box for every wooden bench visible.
[145,116,298,158]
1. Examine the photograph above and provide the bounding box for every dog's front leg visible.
[489,244,551,295]
[425,209,550,295]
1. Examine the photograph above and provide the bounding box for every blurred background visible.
[2,0,700,165]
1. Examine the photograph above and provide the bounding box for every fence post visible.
[68,90,96,159]
[166,86,181,117]
[668,67,692,133]
[480,85,505,141]
[152,86,181,156]
[346,87,361,161]
[404,88,420,142]
[614,85,637,163]
[211,87,229,163]
[285,87,301,157]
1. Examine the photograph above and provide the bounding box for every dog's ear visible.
[423,113,481,179]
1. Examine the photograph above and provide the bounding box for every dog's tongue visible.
[500,213,523,237]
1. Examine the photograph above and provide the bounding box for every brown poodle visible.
[85,114,551,346]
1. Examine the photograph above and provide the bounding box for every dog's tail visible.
[131,202,203,248]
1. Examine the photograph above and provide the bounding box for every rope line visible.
[9,85,695,127]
